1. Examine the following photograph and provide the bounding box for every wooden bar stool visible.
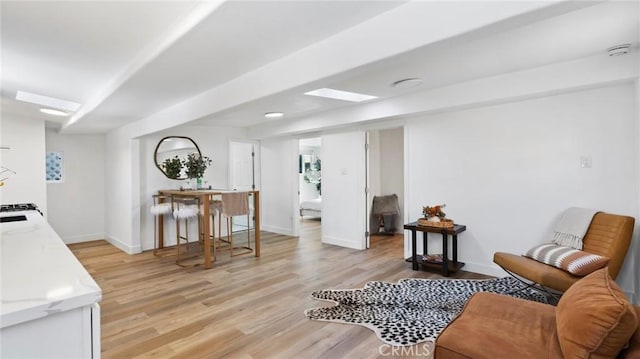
[200,197,223,261]
[219,192,253,256]
[172,196,201,266]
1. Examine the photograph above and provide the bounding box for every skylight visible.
[40,108,69,116]
[16,91,81,112]
[264,112,284,118]
[304,88,377,102]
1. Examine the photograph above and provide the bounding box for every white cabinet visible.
[1,211,102,358]
[1,303,100,358]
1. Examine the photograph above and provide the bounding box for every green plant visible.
[182,153,212,179]
[162,156,183,179]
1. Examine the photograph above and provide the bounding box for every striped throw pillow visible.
[524,243,610,277]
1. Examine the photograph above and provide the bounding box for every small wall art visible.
[46,151,64,182]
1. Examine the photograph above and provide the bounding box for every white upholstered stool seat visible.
[150,195,173,255]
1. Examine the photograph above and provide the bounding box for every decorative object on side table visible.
[418,203,454,228]
[182,153,212,189]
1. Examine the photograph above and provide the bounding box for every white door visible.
[229,140,258,190]
[321,131,367,250]
[229,140,259,231]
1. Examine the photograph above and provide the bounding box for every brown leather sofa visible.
[435,268,640,358]
[494,212,635,292]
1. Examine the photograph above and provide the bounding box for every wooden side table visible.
[403,221,467,277]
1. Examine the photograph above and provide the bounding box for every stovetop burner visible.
[0,203,39,213]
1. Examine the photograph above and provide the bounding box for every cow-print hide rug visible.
[304,277,547,346]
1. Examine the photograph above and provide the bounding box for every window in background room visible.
[45,151,63,182]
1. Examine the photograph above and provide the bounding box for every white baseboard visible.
[322,235,365,250]
[105,234,142,254]
[62,233,106,244]
[462,262,506,278]
[261,224,295,236]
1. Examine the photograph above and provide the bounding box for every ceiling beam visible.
[103,0,569,139]
[62,1,226,131]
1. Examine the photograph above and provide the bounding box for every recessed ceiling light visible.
[16,91,81,111]
[264,112,284,118]
[607,44,631,56]
[40,108,69,116]
[304,88,377,102]
[391,78,423,89]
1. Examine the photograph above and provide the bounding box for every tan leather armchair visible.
[435,269,640,358]
[493,212,634,292]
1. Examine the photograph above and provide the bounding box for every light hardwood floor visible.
[69,219,490,359]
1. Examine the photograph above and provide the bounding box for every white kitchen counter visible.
[1,210,102,358]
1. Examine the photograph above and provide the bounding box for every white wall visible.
[0,115,47,214]
[260,137,298,236]
[405,84,638,296]
[635,78,640,302]
[45,129,105,243]
[105,128,137,253]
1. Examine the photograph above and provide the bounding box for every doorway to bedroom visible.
[296,128,404,249]
[298,137,322,238]
[367,127,405,250]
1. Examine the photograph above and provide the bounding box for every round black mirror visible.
[154,136,201,180]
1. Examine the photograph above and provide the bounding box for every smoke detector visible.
[607,44,631,56]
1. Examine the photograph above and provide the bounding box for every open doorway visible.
[298,137,322,238]
[367,127,404,249]
[295,128,404,250]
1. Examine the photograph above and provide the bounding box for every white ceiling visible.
[1,1,638,135]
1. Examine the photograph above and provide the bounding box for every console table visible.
[404,221,466,277]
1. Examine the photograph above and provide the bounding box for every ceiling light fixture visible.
[40,108,69,116]
[607,44,631,56]
[304,88,377,102]
[16,91,81,112]
[391,78,423,89]
[264,112,284,118]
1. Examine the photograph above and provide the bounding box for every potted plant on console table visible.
[182,153,212,189]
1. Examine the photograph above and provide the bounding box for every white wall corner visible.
[322,235,366,251]
[261,225,296,237]
[105,234,142,255]
[131,138,142,252]
[62,233,107,245]
[634,77,640,305]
